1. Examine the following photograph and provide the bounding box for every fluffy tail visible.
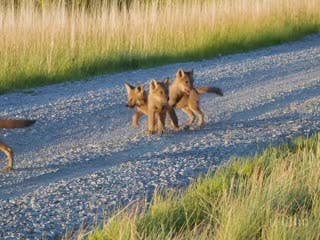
[196,86,223,96]
[0,119,36,128]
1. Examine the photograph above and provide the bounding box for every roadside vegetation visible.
[88,134,320,239]
[1,0,320,93]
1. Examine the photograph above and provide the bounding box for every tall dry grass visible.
[0,0,319,92]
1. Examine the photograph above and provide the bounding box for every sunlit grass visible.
[0,0,320,93]
[88,134,320,240]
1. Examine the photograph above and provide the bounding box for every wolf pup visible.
[125,79,179,131]
[147,79,170,134]
[168,68,223,128]
[125,83,148,128]
[0,119,36,172]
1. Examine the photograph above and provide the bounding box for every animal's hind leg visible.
[182,107,195,128]
[188,91,205,127]
[189,104,205,127]
[0,142,14,172]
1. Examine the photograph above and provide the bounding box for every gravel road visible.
[0,34,320,239]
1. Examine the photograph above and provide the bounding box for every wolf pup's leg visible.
[132,111,143,128]
[148,110,156,134]
[0,143,14,172]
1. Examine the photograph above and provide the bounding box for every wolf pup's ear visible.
[125,82,134,94]
[176,68,185,78]
[137,84,145,92]
[163,78,170,86]
[150,79,158,90]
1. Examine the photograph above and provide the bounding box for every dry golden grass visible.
[0,0,319,92]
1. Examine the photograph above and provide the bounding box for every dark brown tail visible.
[0,119,36,128]
[196,86,223,96]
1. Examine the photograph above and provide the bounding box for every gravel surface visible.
[1,34,320,239]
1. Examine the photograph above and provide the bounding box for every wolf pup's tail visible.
[0,119,36,128]
[196,86,223,96]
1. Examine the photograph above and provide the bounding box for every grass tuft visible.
[88,134,320,239]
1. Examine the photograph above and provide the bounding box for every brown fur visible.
[147,79,169,134]
[169,68,223,127]
[0,119,36,172]
[125,83,148,128]
[125,80,179,132]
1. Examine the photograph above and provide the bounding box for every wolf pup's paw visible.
[148,129,156,135]
[158,128,165,135]
[3,166,13,173]
[183,125,191,130]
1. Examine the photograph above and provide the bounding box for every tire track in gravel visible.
[0,34,320,239]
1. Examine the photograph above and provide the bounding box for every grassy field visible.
[0,0,319,93]
[87,134,320,240]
